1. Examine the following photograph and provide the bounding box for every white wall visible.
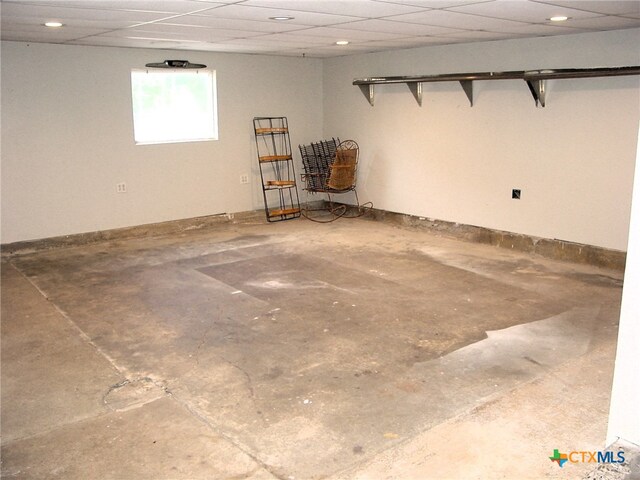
[607,123,640,447]
[2,31,639,249]
[0,41,323,244]
[323,29,640,251]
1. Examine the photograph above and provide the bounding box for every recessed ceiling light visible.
[336,40,350,46]
[43,21,64,27]
[269,16,294,21]
[549,15,569,22]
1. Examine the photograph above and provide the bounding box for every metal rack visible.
[353,65,640,107]
[253,117,301,222]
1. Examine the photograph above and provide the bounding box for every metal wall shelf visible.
[353,66,640,107]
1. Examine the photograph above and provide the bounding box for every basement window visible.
[130,69,218,145]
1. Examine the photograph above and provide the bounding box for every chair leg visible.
[340,189,373,218]
[300,192,346,223]
[326,192,348,218]
[300,190,371,222]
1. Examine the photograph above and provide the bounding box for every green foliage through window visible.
[131,69,217,144]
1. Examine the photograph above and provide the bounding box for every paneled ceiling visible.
[1,0,639,57]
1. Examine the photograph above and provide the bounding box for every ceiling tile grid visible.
[1,0,639,57]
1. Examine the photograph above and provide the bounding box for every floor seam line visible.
[167,394,288,480]
[0,409,113,447]
[8,261,129,380]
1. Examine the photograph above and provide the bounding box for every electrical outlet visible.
[116,182,127,193]
[240,174,249,184]
[512,189,521,199]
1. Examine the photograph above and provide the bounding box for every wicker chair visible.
[299,139,371,221]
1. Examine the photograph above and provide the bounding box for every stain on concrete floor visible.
[1,219,625,479]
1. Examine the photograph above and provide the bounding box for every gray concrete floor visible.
[0,218,630,479]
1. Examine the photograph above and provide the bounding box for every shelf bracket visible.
[459,80,474,106]
[359,84,375,106]
[407,82,423,106]
[526,79,546,107]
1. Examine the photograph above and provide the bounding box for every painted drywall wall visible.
[323,29,640,251]
[3,31,639,248]
[606,123,640,448]
[0,41,322,244]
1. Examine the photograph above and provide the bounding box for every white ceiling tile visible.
[533,1,640,16]
[112,34,225,43]
[0,4,175,24]
[246,31,336,45]
[102,25,257,41]
[288,25,410,40]
[438,29,524,40]
[2,0,638,57]
[162,41,256,51]
[558,15,640,29]
[493,22,587,35]
[152,17,305,33]
[2,0,210,18]
[242,0,431,17]
[330,18,467,35]
[449,0,602,22]
[362,35,459,47]
[284,51,334,58]
[0,31,53,43]
[131,23,282,38]
[265,49,313,56]
[190,0,249,4]
[293,44,381,56]
[373,0,494,8]
[110,0,219,12]
[190,4,363,25]
[385,8,530,29]
[219,35,322,47]
[430,35,476,43]
[1,14,142,30]
[0,24,113,41]
[70,36,193,49]
[217,37,298,48]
